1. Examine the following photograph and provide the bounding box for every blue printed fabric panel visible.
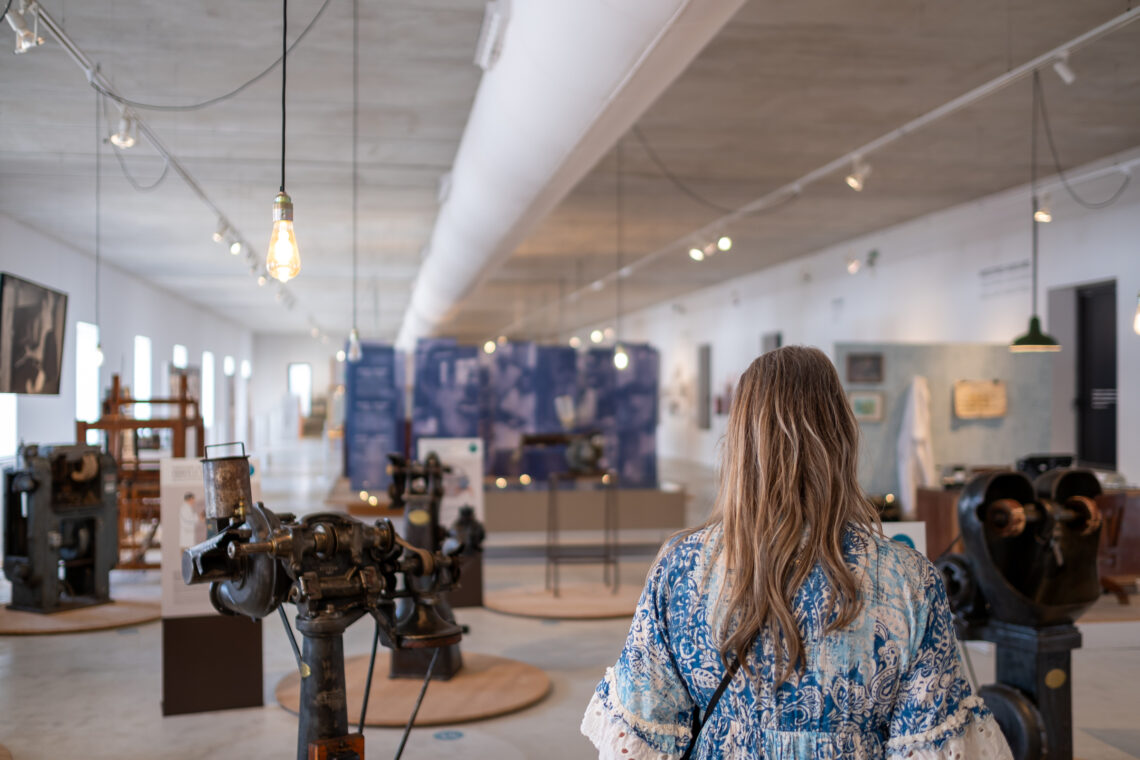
[412,339,482,453]
[577,348,618,476]
[344,343,403,492]
[614,344,659,487]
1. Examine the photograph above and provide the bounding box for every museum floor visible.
[1,441,1139,759]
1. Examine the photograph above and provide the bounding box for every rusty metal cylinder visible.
[201,443,253,523]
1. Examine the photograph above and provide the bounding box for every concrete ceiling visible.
[439,0,1140,343]
[1,0,1138,345]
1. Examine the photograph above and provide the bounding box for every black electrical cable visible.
[94,89,101,339]
[393,647,441,760]
[1030,71,1041,317]
[632,125,737,215]
[281,0,287,194]
[1035,72,1131,210]
[351,0,359,335]
[278,606,306,675]
[357,615,380,734]
[89,0,333,113]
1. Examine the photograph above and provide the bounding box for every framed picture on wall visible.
[849,391,885,422]
[0,272,68,395]
[846,352,883,384]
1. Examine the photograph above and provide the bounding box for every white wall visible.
[619,151,1140,482]
[250,333,339,446]
[0,213,253,450]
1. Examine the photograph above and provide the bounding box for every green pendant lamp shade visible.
[1010,315,1060,353]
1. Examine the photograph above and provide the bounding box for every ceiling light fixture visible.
[1012,72,1061,354]
[257,273,268,287]
[688,247,705,262]
[109,111,137,149]
[589,329,603,344]
[1033,194,1052,223]
[716,235,732,252]
[845,157,871,191]
[473,0,509,72]
[846,257,861,275]
[267,0,301,283]
[612,137,631,372]
[483,340,496,354]
[213,219,229,243]
[1133,292,1140,336]
[1052,52,1076,85]
[6,3,44,54]
[346,0,363,363]
[569,336,581,349]
[230,240,243,255]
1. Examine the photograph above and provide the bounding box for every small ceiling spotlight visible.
[846,257,861,275]
[213,219,230,243]
[496,335,507,345]
[257,273,268,287]
[6,5,44,54]
[589,329,604,344]
[1033,195,1052,223]
[483,340,496,354]
[109,112,137,149]
[569,336,582,349]
[1052,52,1076,86]
[336,349,346,362]
[495,477,507,489]
[603,327,615,341]
[689,247,705,262]
[845,157,871,192]
[716,235,733,252]
[519,473,532,486]
[229,240,243,256]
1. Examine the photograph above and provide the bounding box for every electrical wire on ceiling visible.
[100,94,169,191]
[1035,73,1131,209]
[88,0,334,112]
[631,125,736,214]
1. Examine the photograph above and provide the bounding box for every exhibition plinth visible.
[275,652,549,727]
[0,599,159,635]
[484,582,641,620]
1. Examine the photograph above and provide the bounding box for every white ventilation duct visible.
[396,0,746,349]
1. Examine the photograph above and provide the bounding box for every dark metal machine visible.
[3,444,118,613]
[937,468,1102,760]
[182,445,463,760]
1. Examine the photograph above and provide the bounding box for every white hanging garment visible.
[897,375,937,520]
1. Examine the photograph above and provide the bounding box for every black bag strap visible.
[680,658,742,760]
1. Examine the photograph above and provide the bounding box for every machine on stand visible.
[182,445,465,760]
[3,445,118,613]
[937,468,1103,760]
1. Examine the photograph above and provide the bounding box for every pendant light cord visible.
[280,0,287,194]
[352,0,359,332]
[1030,71,1040,317]
[94,88,101,335]
[615,138,624,340]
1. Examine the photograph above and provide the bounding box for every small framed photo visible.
[846,352,883,384]
[849,391,885,422]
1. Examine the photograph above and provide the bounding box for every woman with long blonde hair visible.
[582,346,1011,759]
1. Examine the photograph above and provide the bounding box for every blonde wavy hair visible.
[709,346,879,683]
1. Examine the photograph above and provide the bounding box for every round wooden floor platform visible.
[0,600,160,635]
[276,651,549,727]
[484,582,640,620]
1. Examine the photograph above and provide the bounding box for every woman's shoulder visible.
[851,525,945,601]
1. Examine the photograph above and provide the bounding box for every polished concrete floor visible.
[1,440,1139,759]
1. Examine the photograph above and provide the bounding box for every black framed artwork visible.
[845,352,883,385]
[0,272,68,395]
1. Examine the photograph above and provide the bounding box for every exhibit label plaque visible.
[953,379,1007,419]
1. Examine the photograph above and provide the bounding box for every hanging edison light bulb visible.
[613,343,630,371]
[267,192,300,282]
[347,327,363,362]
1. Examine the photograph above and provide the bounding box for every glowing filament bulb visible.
[266,192,300,282]
[614,345,630,370]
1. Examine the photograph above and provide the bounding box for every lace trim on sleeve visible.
[886,696,1012,759]
[581,691,675,760]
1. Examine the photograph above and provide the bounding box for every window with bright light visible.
[240,359,252,379]
[223,356,235,377]
[288,362,312,417]
[202,351,215,430]
[0,393,16,459]
[134,335,152,420]
[173,344,188,369]
[76,322,101,444]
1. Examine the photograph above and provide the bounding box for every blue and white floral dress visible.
[581,525,1012,759]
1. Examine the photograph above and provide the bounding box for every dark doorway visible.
[1076,281,1116,469]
